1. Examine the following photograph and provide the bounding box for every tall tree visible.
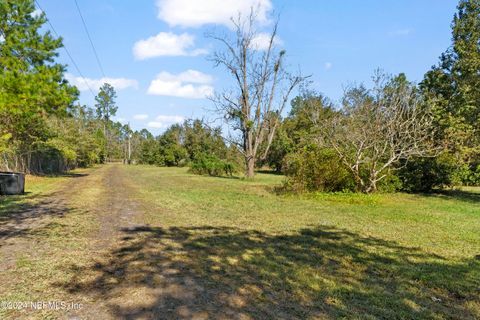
[0,0,78,171]
[210,10,304,178]
[421,0,480,162]
[95,83,117,162]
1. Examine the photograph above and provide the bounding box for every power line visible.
[34,0,97,98]
[73,0,106,78]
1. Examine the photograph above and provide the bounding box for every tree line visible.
[1,0,479,193]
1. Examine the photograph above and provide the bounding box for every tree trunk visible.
[245,156,255,178]
[365,182,377,194]
[366,173,378,194]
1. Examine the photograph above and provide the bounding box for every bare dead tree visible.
[319,72,438,193]
[208,10,304,178]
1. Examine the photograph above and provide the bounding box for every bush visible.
[376,173,403,193]
[397,153,458,192]
[283,146,355,192]
[189,154,236,177]
[455,162,480,186]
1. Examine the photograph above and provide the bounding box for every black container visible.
[0,172,25,195]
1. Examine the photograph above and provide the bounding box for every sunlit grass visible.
[125,165,479,259]
[1,165,479,319]
[118,165,480,319]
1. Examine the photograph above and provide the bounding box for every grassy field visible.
[0,164,479,319]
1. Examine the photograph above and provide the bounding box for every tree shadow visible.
[255,169,283,175]
[38,172,90,178]
[419,188,480,205]
[0,191,75,245]
[0,172,90,244]
[61,225,480,319]
[210,175,241,180]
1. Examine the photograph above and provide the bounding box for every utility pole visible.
[127,122,131,165]
[128,132,131,164]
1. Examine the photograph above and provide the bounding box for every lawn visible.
[0,164,479,319]
[117,165,480,319]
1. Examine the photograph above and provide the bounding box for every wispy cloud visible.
[133,32,207,60]
[148,115,185,128]
[65,73,138,91]
[156,0,273,28]
[133,114,149,120]
[389,28,414,37]
[324,62,333,70]
[147,70,214,99]
[250,33,283,51]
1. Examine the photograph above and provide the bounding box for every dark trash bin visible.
[0,172,25,195]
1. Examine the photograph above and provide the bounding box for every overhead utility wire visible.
[73,0,106,78]
[34,0,97,98]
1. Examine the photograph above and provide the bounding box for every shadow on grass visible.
[62,225,480,319]
[0,172,89,244]
[210,175,241,180]
[420,188,480,205]
[37,172,89,178]
[0,191,74,244]
[255,169,283,175]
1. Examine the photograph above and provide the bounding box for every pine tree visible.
[0,0,78,171]
[421,0,480,161]
[95,83,117,162]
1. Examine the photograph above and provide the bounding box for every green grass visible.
[119,165,480,319]
[1,165,479,319]
[0,168,103,320]
[125,166,479,259]
[0,174,66,216]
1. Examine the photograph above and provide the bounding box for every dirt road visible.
[0,165,154,319]
[1,164,257,320]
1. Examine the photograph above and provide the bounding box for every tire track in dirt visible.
[64,164,150,320]
[0,164,148,320]
[94,164,145,250]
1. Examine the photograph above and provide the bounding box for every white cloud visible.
[65,73,138,91]
[148,115,185,128]
[133,32,207,60]
[147,69,214,99]
[389,28,413,37]
[250,32,283,51]
[133,114,149,120]
[325,62,333,70]
[156,0,273,28]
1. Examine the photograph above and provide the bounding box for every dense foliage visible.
[1,0,479,193]
[0,0,153,173]
[0,0,78,172]
[269,0,480,193]
[135,119,241,176]
[419,0,480,188]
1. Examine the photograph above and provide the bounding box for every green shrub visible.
[455,162,480,186]
[283,145,355,192]
[189,154,236,177]
[376,173,403,193]
[397,153,458,192]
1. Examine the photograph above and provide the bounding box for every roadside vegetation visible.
[2,0,480,195]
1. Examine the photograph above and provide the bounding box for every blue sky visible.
[36,0,458,134]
